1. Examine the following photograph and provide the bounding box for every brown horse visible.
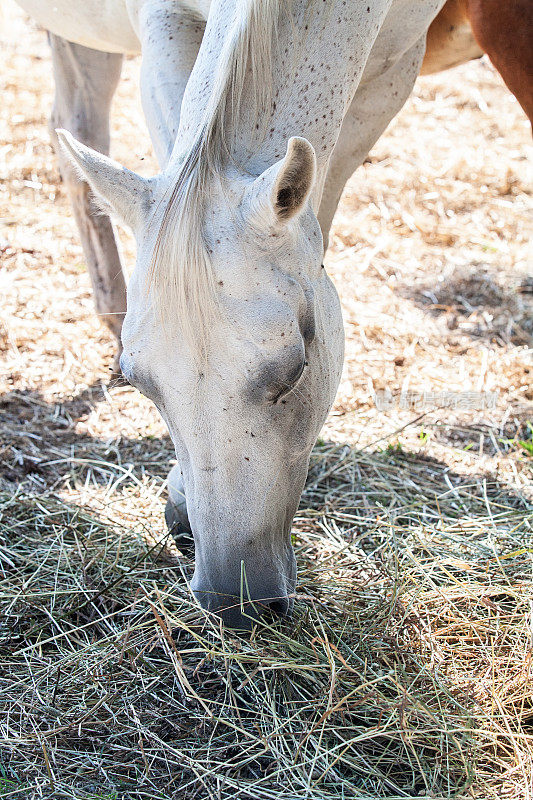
[423,0,533,127]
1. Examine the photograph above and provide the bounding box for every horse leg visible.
[48,34,126,373]
[421,0,483,75]
[466,0,533,128]
[318,39,427,250]
[137,1,205,166]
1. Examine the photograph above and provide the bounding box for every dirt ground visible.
[1,2,532,798]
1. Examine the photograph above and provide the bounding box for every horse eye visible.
[269,360,307,404]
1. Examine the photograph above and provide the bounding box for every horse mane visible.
[148,0,282,359]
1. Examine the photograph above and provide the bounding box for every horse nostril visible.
[263,596,290,617]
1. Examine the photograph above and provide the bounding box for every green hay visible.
[1,443,532,799]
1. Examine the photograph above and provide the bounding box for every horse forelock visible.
[148,0,283,360]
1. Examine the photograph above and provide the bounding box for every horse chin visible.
[165,495,194,552]
[165,464,194,552]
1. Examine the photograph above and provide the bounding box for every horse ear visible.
[246,137,316,226]
[56,129,150,229]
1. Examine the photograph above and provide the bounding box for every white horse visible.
[16,0,448,627]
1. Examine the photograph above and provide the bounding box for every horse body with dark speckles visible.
[13,0,530,627]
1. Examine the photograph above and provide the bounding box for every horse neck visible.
[169,0,393,203]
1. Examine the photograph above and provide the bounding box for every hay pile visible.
[2,449,532,799]
[1,1,532,798]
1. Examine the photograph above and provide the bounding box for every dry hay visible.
[1,2,533,798]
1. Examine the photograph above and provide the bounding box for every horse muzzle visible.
[190,548,296,629]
